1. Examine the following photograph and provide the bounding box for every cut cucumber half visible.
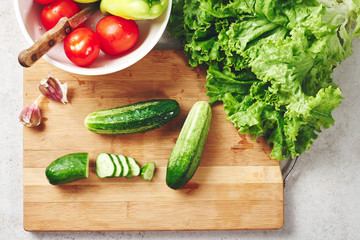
[118,155,130,177]
[45,153,89,185]
[141,162,156,181]
[110,153,123,177]
[126,156,141,178]
[96,153,116,178]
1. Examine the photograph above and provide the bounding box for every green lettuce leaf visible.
[168,0,360,160]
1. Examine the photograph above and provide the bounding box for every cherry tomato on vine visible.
[35,0,55,4]
[96,16,139,55]
[41,0,82,30]
[64,28,101,67]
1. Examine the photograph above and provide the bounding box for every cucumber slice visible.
[118,155,130,177]
[126,156,141,178]
[45,153,89,185]
[96,153,116,178]
[110,153,123,177]
[107,153,117,177]
[141,162,156,181]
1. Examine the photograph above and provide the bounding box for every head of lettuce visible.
[168,0,360,160]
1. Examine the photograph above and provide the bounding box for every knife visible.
[18,2,100,68]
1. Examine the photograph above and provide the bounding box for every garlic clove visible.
[39,73,69,104]
[19,100,41,128]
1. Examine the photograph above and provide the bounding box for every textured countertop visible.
[1,0,360,239]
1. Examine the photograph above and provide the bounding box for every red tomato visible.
[35,0,55,4]
[41,0,82,30]
[64,28,100,67]
[96,16,139,55]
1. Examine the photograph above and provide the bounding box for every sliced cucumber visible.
[141,162,156,181]
[126,157,141,178]
[118,155,130,177]
[96,153,116,178]
[110,153,123,177]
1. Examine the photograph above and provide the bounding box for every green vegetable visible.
[166,101,212,189]
[96,153,116,178]
[45,153,89,185]
[141,162,156,181]
[84,99,180,135]
[96,153,142,179]
[168,0,360,160]
[126,157,141,178]
[100,0,169,20]
[110,154,123,177]
[118,155,130,177]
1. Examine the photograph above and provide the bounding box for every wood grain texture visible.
[23,50,283,231]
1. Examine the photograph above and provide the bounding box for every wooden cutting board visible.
[23,50,283,231]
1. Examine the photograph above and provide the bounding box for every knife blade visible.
[18,2,100,68]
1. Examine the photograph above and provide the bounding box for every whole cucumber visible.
[45,153,89,185]
[166,101,212,190]
[84,99,180,135]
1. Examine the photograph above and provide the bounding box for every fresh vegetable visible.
[125,157,141,178]
[19,95,42,128]
[35,0,55,4]
[95,153,116,178]
[100,0,169,20]
[141,162,156,181]
[166,101,212,190]
[38,73,68,104]
[118,155,130,177]
[96,16,139,55]
[84,99,180,135]
[110,154,123,177]
[45,153,89,185]
[40,0,82,30]
[64,28,101,67]
[168,0,360,160]
[95,153,143,179]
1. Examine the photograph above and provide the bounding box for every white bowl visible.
[14,0,172,75]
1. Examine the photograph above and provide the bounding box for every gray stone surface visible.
[1,0,359,239]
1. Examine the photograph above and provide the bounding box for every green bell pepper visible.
[100,0,169,20]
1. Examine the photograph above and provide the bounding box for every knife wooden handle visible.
[18,17,72,68]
